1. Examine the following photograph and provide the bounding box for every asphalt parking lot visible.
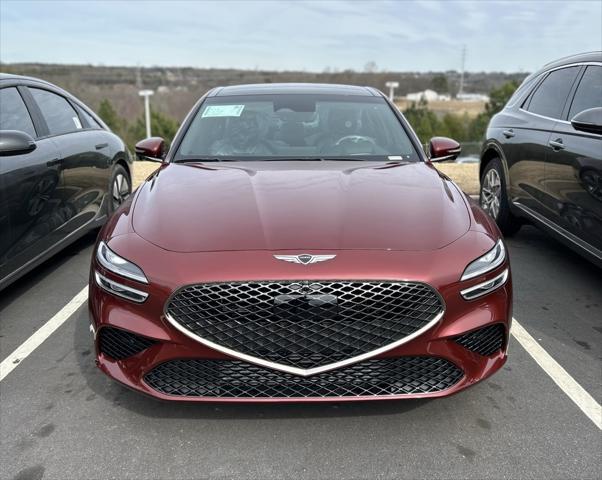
[1,225,600,480]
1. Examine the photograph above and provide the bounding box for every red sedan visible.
[89,83,511,402]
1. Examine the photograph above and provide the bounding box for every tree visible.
[128,109,179,148]
[485,80,520,116]
[97,99,125,134]
[431,74,449,94]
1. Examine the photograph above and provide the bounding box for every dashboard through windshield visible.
[174,94,420,162]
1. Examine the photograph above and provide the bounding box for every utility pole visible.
[458,45,466,97]
[138,89,154,138]
[385,81,399,101]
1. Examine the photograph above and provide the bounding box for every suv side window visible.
[76,105,103,129]
[525,66,580,119]
[0,87,36,137]
[29,88,82,136]
[568,65,602,120]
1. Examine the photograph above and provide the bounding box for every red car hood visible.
[131,161,471,252]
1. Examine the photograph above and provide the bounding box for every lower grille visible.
[144,357,463,398]
[454,324,505,356]
[98,327,156,360]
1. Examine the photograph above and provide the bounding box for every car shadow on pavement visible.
[0,230,99,313]
[74,309,434,421]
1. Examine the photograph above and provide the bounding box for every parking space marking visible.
[511,317,602,430]
[0,286,88,382]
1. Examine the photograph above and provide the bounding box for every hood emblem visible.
[274,254,336,265]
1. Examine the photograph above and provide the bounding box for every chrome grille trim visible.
[164,280,445,377]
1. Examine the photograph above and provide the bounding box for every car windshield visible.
[174,94,420,162]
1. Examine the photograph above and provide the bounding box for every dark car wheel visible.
[109,165,131,213]
[480,158,521,236]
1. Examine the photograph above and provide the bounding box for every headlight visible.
[96,241,148,283]
[461,240,506,281]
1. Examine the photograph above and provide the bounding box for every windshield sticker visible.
[201,105,245,118]
[388,155,403,161]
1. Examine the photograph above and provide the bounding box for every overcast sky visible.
[1,0,601,73]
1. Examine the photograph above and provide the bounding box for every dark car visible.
[479,52,602,266]
[89,83,511,402]
[0,74,133,289]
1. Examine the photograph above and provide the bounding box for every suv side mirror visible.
[571,107,602,135]
[0,130,37,156]
[428,137,461,162]
[135,137,166,162]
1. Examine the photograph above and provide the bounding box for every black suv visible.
[479,52,602,267]
[0,74,133,289]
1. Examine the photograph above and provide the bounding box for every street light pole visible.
[138,89,154,138]
[385,81,399,102]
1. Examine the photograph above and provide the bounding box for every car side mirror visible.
[571,107,602,135]
[427,137,461,162]
[0,130,37,156]
[135,137,166,162]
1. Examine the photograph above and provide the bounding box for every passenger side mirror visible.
[571,107,602,135]
[0,130,37,156]
[135,137,166,162]
[427,137,461,162]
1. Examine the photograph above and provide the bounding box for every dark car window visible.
[525,66,580,119]
[175,94,419,161]
[77,105,102,129]
[568,65,602,120]
[29,88,82,136]
[0,87,36,137]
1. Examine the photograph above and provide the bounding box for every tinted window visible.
[0,87,36,137]
[569,66,602,119]
[30,88,81,136]
[77,105,102,129]
[526,67,580,119]
[176,94,419,161]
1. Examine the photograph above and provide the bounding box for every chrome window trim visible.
[518,61,602,123]
[163,280,446,377]
[461,269,509,300]
[94,271,149,303]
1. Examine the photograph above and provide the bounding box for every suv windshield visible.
[174,94,419,162]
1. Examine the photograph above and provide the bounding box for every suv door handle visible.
[95,142,109,150]
[502,129,515,138]
[549,138,565,151]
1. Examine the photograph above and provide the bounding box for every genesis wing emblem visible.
[273,254,337,265]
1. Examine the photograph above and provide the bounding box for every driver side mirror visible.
[135,137,166,162]
[427,137,461,162]
[571,107,602,135]
[0,130,37,156]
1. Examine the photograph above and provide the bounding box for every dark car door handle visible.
[502,129,515,138]
[95,143,109,150]
[549,139,565,151]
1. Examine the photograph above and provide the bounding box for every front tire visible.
[108,165,131,214]
[480,158,521,236]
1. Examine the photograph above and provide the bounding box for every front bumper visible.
[89,256,511,402]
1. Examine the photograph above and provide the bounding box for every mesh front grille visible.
[98,327,156,360]
[144,357,463,398]
[166,281,444,369]
[455,324,505,356]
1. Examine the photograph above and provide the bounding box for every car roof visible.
[535,51,601,75]
[0,72,56,87]
[210,83,381,97]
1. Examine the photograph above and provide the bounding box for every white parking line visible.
[511,317,602,430]
[0,286,88,382]
[1,286,600,431]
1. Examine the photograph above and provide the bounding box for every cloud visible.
[1,0,600,72]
